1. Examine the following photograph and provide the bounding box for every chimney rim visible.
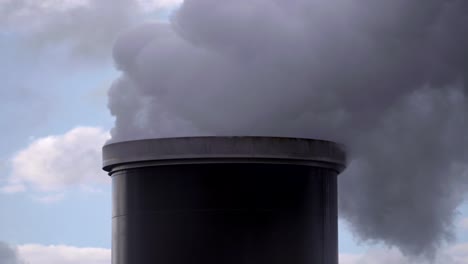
[102,136,347,174]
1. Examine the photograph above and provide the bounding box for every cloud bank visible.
[0,242,111,264]
[107,0,468,256]
[340,244,468,264]
[4,241,468,264]
[17,244,110,264]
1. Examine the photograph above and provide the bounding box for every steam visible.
[107,0,468,256]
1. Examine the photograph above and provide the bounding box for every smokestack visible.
[102,137,346,264]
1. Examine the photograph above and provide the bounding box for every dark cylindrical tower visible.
[103,137,346,264]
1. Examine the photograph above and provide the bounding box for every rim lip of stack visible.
[102,136,347,175]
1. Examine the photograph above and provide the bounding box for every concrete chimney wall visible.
[102,137,347,264]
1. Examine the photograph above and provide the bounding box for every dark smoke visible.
[107,0,468,256]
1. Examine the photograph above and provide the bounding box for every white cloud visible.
[339,249,412,264]
[1,183,26,194]
[339,244,468,264]
[460,218,468,231]
[3,241,468,264]
[339,253,361,264]
[449,244,468,263]
[2,127,110,196]
[17,244,110,264]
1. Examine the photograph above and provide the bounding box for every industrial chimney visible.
[102,137,346,264]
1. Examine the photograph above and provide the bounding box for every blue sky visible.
[0,35,114,248]
[0,1,467,263]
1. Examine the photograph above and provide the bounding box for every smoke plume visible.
[107,0,468,256]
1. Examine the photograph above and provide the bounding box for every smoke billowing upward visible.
[107,0,468,256]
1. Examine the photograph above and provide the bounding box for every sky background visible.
[0,0,467,263]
